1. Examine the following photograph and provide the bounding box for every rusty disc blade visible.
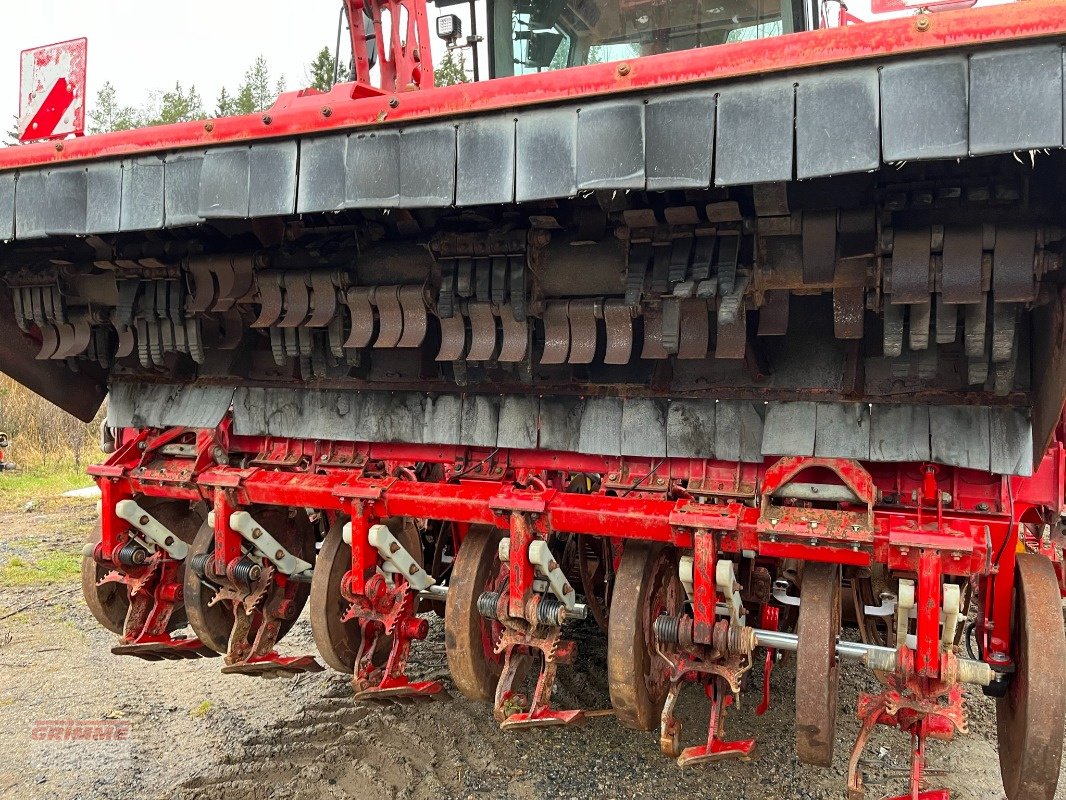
[795,561,841,767]
[607,541,683,730]
[309,516,422,673]
[443,524,508,702]
[81,521,129,636]
[184,506,312,655]
[82,498,204,636]
[996,553,1066,800]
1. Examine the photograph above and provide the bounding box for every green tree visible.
[152,82,205,125]
[307,46,339,92]
[88,82,147,133]
[434,49,469,87]
[5,116,20,146]
[215,86,235,117]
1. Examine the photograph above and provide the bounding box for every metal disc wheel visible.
[81,498,204,635]
[184,506,313,655]
[309,516,423,673]
[996,553,1066,800]
[795,561,841,767]
[607,541,684,730]
[444,524,509,702]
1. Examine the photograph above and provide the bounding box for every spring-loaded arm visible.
[344,0,434,93]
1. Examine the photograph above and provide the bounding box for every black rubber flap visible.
[796,68,880,180]
[199,147,250,218]
[456,116,515,205]
[881,55,968,162]
[576,98,645,190]
[297,134,348,213]
[249,142,298,217]
[715,78,794,186]
[0,173,13,240]
[516,106,577,202]
[164,150,205,226]
[347,129,401,208]
[645,90,714,190]
[969,44,1064,155]
[120,156,165,232]
[399,124,456,208]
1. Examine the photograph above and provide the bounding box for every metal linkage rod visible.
[752,628,993,686]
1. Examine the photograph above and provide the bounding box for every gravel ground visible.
[0,500,1062,800]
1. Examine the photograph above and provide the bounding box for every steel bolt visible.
[252,528,262,539]
[262,114,272,125]
[562,583,572,595]
[617,63,631,77]
[55,142,64,152]
[548,560,558,571]
[389,541,400,554]
[976,502,990,512]
[204,122,214,132]
[409,563,419,575]
[164,536,174,546]
[322,107,333,117]
[275,549,285,560]
[388,98,399,108]
[139,515,149,525]
[915,14,930,31]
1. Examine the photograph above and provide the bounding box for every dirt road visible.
[0,498,1060,800]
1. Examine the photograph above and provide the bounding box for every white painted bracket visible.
[230,511,313,577]
[679,556,695,601]
[528,540,576,609]
[498,537,511,562]
[896,578,915,649]
[941,583,961,651]
[115,499,189,560]
[716,559,745,626]
[367,523,435,591]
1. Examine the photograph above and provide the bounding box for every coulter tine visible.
[466,301,498,361]
[541,301,572,365]
[436,313,468,361]
[343,287,375,349]
[396,286,428,348]
[373,285,405,348]
[603,300,633,365]
[567,299,599,365]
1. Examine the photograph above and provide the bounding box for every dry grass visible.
[0,375,105,471]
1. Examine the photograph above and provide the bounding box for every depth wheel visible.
[444,524,508,701]
[996,553,1066,800]
[795,561,841,767]
[184,506,313,655]
[309,516,422,673]
[81,498,204,635]
[607,541,683,730]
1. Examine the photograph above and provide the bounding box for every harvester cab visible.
[2,1,1065,798]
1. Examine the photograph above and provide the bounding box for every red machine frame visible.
[89,417,1065,669]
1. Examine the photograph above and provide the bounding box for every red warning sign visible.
[18,38,87,143]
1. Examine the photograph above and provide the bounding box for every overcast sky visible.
[1,1,356,127]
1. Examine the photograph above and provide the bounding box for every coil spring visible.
[713,622,756,656]
[231,557,263,586]
[188,552,212,579]
[536,596,566,626]
[116,541,148,567]
[653,614,682,644]
[477,591,501,620]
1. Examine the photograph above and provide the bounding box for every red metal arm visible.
[345,0,434,94]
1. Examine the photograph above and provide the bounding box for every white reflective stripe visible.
[368,523,435,591]
[528,540,576,609]
[115,499,189,560]
[229,511,312,576]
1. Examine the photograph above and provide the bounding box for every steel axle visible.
[752,629,993,687]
